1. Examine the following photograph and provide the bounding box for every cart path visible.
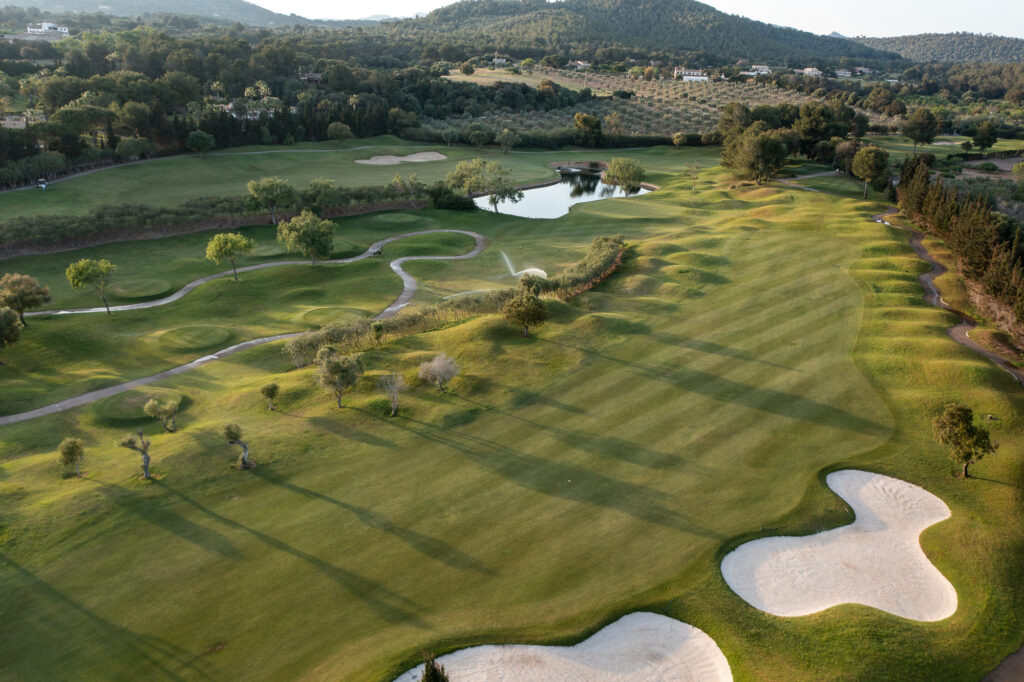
[874,209,1024,388]
[28,229,484,316]
[0,229,487,426]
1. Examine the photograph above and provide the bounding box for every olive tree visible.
[502,289,548,337]
[495,128,521,154]
[58,437,85,477]
[302,177,344,216]
[247,176,297,225]
[326,122,353,148]
[65,258,116,314]
[144,398,179,433]
[933,403,997,478]
[389,173,425,208]
[972,121,997,152]
[377,373,408,416]
[371,320,385,358]
[418,353,459,392]
[118,432,152,479]
[186,129,216,157]
[0,307,21,361]
[444,158,522,212]
[852,146,890,199]
[604,157,646,191]
[261,382,280,410]
[224,423,252,469]
[205,233,255,280]
[277,210,335,264]
[901,108,937,152]
[0,273,51,326]
[316,347,364,407]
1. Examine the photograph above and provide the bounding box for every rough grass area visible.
[0,148,1022,681]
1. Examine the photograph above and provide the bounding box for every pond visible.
[474,169,651,219]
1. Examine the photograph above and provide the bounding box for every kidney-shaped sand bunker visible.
[394,612,732,682]
[721,469,957,621]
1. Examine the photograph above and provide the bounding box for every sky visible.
[248,0,1024,38]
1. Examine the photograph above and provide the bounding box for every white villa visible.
[0,115,26,129]
[27,22,68,35]
[836,69,852,78]
[751,64,772,74]
[799,67,823,77]
[567,60,592,71]
[674,68,709,82]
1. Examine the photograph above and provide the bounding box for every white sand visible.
[355,151,447,165]
[721,469,957,621]
[393,612,732,682]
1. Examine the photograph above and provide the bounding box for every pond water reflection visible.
[474,170,651,219]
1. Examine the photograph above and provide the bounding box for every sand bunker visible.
[394,612,732,681]
[355,151,447,165]
[721,470,957,621]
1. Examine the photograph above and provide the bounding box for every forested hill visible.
[0,0,377,27]
[406,0,897,63]
[854,33,1024,63]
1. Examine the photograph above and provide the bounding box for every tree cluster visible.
[899,155,1024,324]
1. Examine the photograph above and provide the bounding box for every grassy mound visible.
[109,278,172,299]
[92,387,183,423]
[250,243,287,257]
[159,325,233,351]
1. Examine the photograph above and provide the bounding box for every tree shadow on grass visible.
[146,481,425,622]
[153,481,427,627]
[651,332,797,372]
[356,409,721,540]
[307,415,398,450]
[454,394,696,472]
[94,482,242,560]
[541,339,888,437]
[0,553,213,681]
[251,468,493,575]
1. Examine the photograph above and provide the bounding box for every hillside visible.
[855,32,1024,63]
[409,0,898,63]
[0,0,377,27]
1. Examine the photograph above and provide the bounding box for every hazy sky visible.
[249,0,1024,38]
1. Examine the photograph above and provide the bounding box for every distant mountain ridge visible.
[0,0,378,27]
[854,32,1024,63]
[410,0,896,63]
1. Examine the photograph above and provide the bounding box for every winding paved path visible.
[0,229,487,426]
[873,209,1024,388]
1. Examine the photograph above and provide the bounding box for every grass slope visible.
[0,150,1021,681]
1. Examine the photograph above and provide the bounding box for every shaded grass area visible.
[0,153,1021,681]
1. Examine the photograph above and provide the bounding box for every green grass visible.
[0,137,667,221]
[869,135,1022,160]
[0,231,478,415]
[0,148,1022,681]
